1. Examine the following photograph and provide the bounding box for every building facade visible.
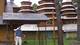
[19,1,33,13]
[38,0,56,26]
[0,0,77,45]
[61,0,77,39]
[0,0,49,45]
[38,0,77,39]
[0,0,6,15]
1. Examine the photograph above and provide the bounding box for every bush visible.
[65,38,77,40]
[22,40,28,45]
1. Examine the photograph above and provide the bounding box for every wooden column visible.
[0,0,5,16]
[44,21,47,45]
[52,16,56,45]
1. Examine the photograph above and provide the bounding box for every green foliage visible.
[72,0,77,3]
[22,40,28,45]
[22,39,57,45]
[32,3,38,12]
[22,39,76,45]
[47,19,53,24]
[73,0,80,3]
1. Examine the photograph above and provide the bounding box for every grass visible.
[64,39,76,45]
[22,39,76,45]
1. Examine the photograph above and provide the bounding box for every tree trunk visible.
[77,0,80,40]
[54,0,64,45]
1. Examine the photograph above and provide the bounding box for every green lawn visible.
[64,39,76,45]
[22,39,76,45]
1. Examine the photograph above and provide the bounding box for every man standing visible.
[14,27,22,45]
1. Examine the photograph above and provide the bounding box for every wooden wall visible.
[0,25,14,45]
[0,25,7,41]
[0,0,5,16]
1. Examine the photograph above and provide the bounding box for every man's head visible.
[17,27,21,30]
[14,26,21,31]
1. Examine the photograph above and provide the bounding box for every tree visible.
[32,3,38,12]
[76,0,80,40]
[54,0,64,45]
[73,0,80,40]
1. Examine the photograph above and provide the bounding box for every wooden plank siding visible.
[0,25,8,42]
[0,0,5,16]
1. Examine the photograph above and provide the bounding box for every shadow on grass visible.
[22,39,77,45]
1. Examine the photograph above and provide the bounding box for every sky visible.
[7,0,71,6]
[7,0,40,6]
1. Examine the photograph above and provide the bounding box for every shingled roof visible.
[3,13,49,20]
